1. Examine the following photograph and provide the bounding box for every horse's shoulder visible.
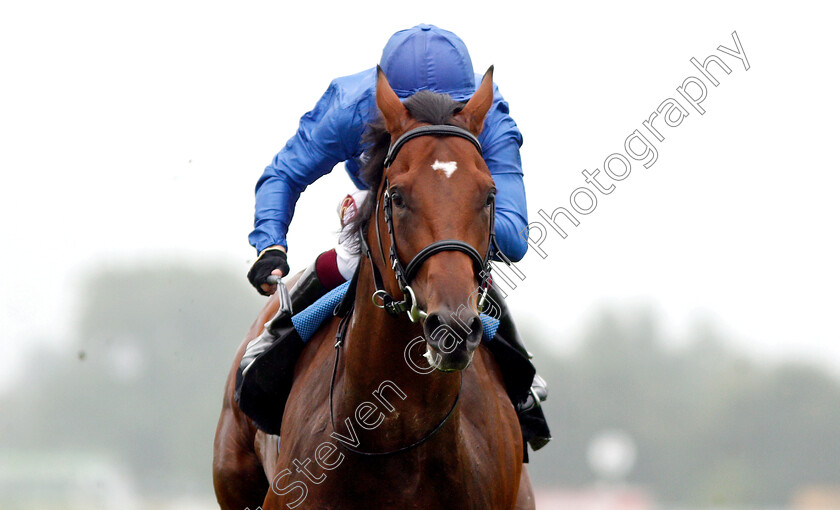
[272,318,340,471]
[472,343,509,392]
[284,315,343,418]
[295,316,342,376]
[462,345,522,440]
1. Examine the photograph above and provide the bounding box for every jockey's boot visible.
[238,262,328,383]
[487,285,552,452]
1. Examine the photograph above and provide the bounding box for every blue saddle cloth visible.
[290,281,500,342]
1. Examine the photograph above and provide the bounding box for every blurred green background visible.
[3,263,839,508]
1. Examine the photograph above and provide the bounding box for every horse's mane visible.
[343,91,466,253]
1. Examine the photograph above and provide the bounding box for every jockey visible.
[241,24,550,452]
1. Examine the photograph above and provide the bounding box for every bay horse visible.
[214,67,535,509]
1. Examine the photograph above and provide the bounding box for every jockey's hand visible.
[247,246,290,296]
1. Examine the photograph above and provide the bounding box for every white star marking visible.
[431,160,458,178]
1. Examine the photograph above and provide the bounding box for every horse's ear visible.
[376,65,412,135]
[457,66,494,135]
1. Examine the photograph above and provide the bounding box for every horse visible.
[213,66,535,509]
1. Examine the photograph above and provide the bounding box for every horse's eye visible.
[485,192,496,208]
[390,190,406,209]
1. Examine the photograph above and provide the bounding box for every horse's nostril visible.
[423,312,444,339]
[470,316,483,331]
[423,312,463,353]
[423,310,484,355]
[467,316,483,345]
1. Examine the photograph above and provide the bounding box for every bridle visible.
[329,123,510,457]
[360,123,510,323]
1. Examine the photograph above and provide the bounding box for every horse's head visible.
[372,66,497,372]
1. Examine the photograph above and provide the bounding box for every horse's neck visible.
[336,259,461,448]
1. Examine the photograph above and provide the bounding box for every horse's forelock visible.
[344,91,467,253]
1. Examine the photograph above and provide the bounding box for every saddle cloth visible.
[290,280,501,342]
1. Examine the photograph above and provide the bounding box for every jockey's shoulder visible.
[324,68,377,111]
[321,67,516,144]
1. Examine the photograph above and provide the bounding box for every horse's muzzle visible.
[422,309,483,371]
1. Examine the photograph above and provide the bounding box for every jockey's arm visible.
[481,86,529,263]
[250,72,529,272]
[490,171,528,262]
[249,78,366,257]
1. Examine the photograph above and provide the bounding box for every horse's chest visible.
[267,335,521,509]
[267,460,507,509]
[266,438,514,509]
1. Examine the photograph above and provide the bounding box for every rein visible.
[327,123,506,457]
[329,303,462,457]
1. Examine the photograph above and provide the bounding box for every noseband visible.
[359,124,508,323]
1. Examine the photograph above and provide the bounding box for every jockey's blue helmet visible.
[379,24,477,102]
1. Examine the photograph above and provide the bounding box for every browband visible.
[384,125,482,168]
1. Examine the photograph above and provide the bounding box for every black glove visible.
[248,249,290,296]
